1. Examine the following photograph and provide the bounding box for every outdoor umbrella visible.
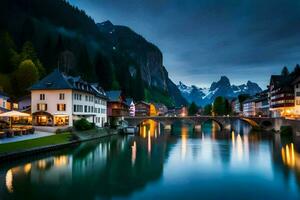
[0,110,30,129]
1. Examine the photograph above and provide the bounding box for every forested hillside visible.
[0,0,187,106]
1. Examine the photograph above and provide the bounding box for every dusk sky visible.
[68,0,300,89]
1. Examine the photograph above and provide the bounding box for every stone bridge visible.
[124,116,300,133]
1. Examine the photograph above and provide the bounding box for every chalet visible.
[107,90,129,118]
[135,101,150,116]
[29,69,108,127]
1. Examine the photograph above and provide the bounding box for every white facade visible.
[243,101,256,117]
[31,89,107,127]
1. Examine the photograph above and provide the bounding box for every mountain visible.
[178,76,262,106]
[0,0,186,106]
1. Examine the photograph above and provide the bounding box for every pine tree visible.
[188,102,198,116]
[281,66,289,76]
[94,52,114,90]
[134,66,144,101]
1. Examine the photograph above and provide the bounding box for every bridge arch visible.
[201,118,224,131]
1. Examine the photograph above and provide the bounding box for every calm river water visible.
[0,120,300,200]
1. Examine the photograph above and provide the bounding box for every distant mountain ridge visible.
[177,76,262,106]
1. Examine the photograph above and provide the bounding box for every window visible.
[296,100,300,105]
[57,104,66,111]
[296,92,300,97]
[37,103,47,111]
[40,94,45,100]
[59,93,65,100]
[85,95,88,101]
[74,105,77,112]
[84,105,87,113]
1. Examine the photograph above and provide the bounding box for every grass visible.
[0,133,73,154]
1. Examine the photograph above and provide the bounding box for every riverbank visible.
[0,128,118,161]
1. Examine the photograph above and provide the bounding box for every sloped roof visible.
[29,69,73,90]
[270,75,293,89]
[29,69,107,99]
[106,90,122,102]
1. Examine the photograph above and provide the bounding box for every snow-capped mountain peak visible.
[177,76,262,106]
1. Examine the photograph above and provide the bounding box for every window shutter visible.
[45,104,47,111]
[37,104,40,111]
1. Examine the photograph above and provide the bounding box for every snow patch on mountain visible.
[177,76,262,106]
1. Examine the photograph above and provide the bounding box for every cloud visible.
[68,0,300,88]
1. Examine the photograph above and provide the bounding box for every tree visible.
[0,73,12,95]
[293,64,300,76]
[0,32,19,73]
[213,96,226,116]
[203,104,212,115]
[224,99,232,115]
[281,66,289,76]
[20,41,46,77]
[77,46,94,81]
[134,66,144,101]
[188,102,198,116]
[94,52,114,90]
[14,60,39,97]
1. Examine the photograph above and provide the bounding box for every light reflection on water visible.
[1,120,300,200]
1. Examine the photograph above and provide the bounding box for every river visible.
[0,120,300,200]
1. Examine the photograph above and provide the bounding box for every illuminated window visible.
[57,104,66,111]
[37,103,47,111]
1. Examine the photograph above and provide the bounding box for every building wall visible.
[32,89,107,127]
[31,89,73,126]
[243,101,256,117]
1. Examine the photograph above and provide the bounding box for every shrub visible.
[74,118,95,131]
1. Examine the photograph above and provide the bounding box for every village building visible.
[135,101,150,116]
[29,69,108,127]
[254,90,270,117]
[106,90,129,121]
[269,75,295,117]
[242,98,256,117]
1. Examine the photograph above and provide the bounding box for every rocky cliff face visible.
[97,21,168,90]
[98,21,186,105]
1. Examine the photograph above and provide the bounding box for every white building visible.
[243,98,256,117]
[30,69,107,127]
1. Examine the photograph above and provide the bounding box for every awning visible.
[0,110,30,117]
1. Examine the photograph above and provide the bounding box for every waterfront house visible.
[231,98,241,115]
[29,69,108,127]
[135,101,150,116]
[269,75,295,117]
[243,98,256,117]
[254,90,270,117]
[152,103,168,116]
[107,90,129,121]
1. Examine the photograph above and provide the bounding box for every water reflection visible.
[0,121,300,199]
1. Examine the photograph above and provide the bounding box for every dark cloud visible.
[69,0,300,88]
